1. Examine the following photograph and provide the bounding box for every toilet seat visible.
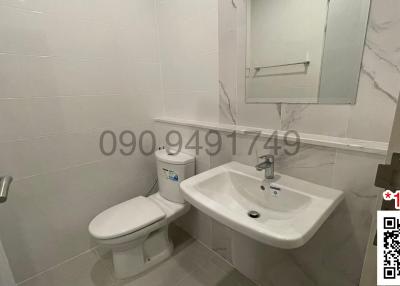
[88,149,195,279]
[89,196,166,240]
[88,193,191,279]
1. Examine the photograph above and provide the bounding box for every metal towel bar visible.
[0,176,13,203]
[254,60,310,71]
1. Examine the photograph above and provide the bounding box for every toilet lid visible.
[89,196,166,240]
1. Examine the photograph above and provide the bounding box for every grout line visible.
[11,155,118,183]
[163,89,219,95]
[0,94,131,101]
[194,238,260,285]
[154,0,167,118]
[92,247,119,285]
[0,3,121,27]
[0,53,50,58]
[0,124,137,144]
[0,3,43,14]
[331,149,339,187]
[174,265,200,286]
[195,239,235,269]
[0,51,162,65]
[17,247,98,285]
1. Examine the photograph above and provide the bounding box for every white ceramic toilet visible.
[88,150,195,279]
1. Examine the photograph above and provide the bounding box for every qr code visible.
[378,211,400,285]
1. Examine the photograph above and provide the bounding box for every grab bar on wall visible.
[0,176,13,203]
[254,60,310,71]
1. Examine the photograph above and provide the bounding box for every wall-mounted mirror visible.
[245,0,371,104]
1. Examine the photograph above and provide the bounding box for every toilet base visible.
[112,225,173,279]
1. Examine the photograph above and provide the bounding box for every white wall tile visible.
[0,155,156,282]
[160,0,399,285]
[52,58,123,97]
[129,62,162,94]
[29,97,66,136]
[1,0,397,284]
[164,91,219,123]
[0,140,41,179]
[281,104,351,138]
[218,0,239,125]
[176,208,213,249]
[158,0,219,122]
[44,15,117,59]
[274,144,336,188]
[161,52,219,94]
[0,53,58,99]
[346,74,397,142]
[0,98,33,141]
[0,1,163,283]
[0,0,54,13]
[0,54,25,99]
[211,220,232,263]
[154,122,211,174]
[220,0,398,143]
[158,121,386,286]
[232,134,258,166]
[0,6,48,55]
[237,103,282,131]
[154,0,399,285]
[209,133,234,168]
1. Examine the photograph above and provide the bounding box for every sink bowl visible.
[180,161,344,249]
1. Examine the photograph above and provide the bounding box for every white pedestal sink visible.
[180,161,344,249]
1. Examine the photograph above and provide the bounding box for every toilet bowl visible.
[88,150,195,279]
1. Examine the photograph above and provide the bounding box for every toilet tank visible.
[155,149,195,204]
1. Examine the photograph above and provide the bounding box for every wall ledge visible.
[154,117,388,156]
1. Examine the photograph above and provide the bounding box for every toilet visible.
[88,149,195,279]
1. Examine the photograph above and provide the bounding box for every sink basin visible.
[180,161,344,249]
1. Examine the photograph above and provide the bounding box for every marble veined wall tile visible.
[346,73,397,142]
[159,0,399,285]
[233,136,337,187]
[281,104,351,138]
[288,150,385,286]
[219,0,238,125]
[211,220,233,263]
[209,132,234,168]
[175,208,213,249]
[346,0,400,142]
[222,0,398,142]
[156,120,387,286]
[273,144,336,188]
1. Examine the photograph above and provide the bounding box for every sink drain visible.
[248,210,260,219]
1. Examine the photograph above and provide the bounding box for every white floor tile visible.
[18,226,256,286]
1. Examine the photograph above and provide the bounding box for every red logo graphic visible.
[383,190,400,209]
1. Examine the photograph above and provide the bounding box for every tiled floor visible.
[19,226,256,286]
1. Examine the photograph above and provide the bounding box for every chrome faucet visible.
[256,155,274,180]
